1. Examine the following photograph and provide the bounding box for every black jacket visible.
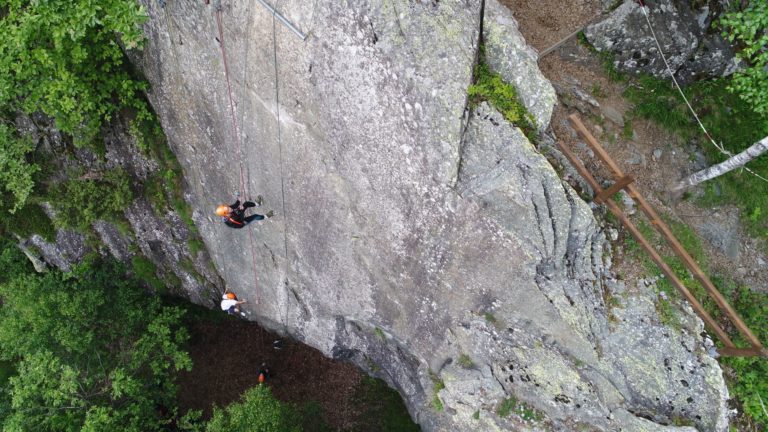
[223,200,255,228]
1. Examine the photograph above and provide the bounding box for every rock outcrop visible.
[123,0,729,430]
[483,0,556,130]
[584,0,738,84]
[17,113,222,304]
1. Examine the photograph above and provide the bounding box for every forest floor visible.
[501,0,768,292]
[175,306,417,431]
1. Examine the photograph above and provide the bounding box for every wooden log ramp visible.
[557,113,767,358]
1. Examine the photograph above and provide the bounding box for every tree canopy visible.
[0,0,148,213]
[0,244,191,431]
[721,1,768,115]
[204,386,303,432]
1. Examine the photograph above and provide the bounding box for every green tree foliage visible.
[720,1,768,114]
[0,248,191,431]
[0,0,149,214]
[0,124,38,213]
[47,167,134,231]
[0,0,148,144]
[205,385,302,432]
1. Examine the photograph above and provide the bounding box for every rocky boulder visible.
[584,0,738,84]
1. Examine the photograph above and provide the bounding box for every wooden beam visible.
[557,142,735,348]
[557,141,604,193]
[594,175,635,204]
[718,347,768,358]
[568,114,765,352]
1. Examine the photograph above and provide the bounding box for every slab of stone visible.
[601,105,624,127]
[483,0,557,131]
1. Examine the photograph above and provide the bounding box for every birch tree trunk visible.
[674,135,768,191]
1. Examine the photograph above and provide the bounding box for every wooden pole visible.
[557,142,737,348]
[594,175,635,204]
[568,114,765,353]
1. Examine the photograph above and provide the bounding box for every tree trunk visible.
[674,135,768,191]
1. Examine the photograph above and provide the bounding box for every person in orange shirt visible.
[215,195,273,229]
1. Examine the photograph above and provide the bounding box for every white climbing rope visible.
[638,4,768,183]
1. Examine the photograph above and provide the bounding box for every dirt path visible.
[499,0,602,53]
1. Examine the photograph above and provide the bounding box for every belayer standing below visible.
[216,195,273,228]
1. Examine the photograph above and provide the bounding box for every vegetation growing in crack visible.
[457,354,474,369]
[496,396,543,422]
[429,371,445,411]
[468,47,537,140]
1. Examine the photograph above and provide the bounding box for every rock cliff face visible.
[131,0,728,430]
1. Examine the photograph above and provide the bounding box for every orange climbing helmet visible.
[224,292,236,300]
[215,205,231,217]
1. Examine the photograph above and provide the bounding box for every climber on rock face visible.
[215,195,273,229]
[220,291,247,317]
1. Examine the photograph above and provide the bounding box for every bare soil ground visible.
[499,0,602,53]
[175,313,414,431]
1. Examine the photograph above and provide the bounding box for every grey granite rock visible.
[584,0,736,83]
[26,229,89,272]
[129,0,729,430]
[483,0,557,131]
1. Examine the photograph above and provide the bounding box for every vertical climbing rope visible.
[270,0,294,332]
[212,2,262,303]
[637,3,768,183]
[214,6,248,196]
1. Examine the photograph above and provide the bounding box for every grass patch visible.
[496,397,516,418]
[457,354,474,369]
[484,312,497,325]
[591,84,607,98]
[429,371,445,412]
[621,118,634,140]
[131,255,165,293]
[374,327,386,341]
[468,48,537,140]
[496,397,544,422]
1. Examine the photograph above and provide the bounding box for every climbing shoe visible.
[255,195,263,206]
[266,210,274,218]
